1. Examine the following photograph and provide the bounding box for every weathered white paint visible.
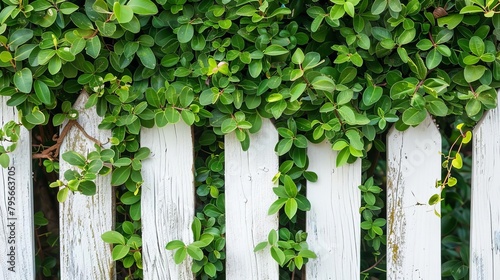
[225,119,279,279]
[471,99,500,280]
[306,141,361,279]
[59,93,114,279]
[0,96,34,279]
[386,115,441,279]
[141,122,195,279]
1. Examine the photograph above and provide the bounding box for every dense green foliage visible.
[0,0,498,278]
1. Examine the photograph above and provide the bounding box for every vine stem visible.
[32,120,102,160]
[360,253,386,274]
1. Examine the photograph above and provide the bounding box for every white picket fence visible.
[1,92,499,279]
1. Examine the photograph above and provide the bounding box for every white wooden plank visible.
[225,119,279,279]
[471,97,500,280]
[386,115,441,279]
[141,122,195,279]
[0,96,34,279]
[306,141,361,279]
[59,92,114,279]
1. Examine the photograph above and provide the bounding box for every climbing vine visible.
[0,0,498,278]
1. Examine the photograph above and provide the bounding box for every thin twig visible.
[32,120,102,160]
[360,253,386,274]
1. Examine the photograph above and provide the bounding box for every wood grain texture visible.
[225,119,279,279]
[59,93,114,279]
[306,141,361,279]
[471,98,500,280]
[0,96,35,279]
[141,123,195,279]
[386,115,441,280]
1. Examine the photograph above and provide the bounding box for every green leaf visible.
[371,0,387,14]
[102,231,126,245]
[248,60,262,78]
[62,151,86,167]
[344,2,355,17]
[426,98,448,116]
[221,118,237,134]
[362,86,382,106]
[311,76,335,92]
[113,2,134,24]
[112,245,130,260]
[0,153,9,168]
[469,36,485,56]
[302,52,322,70]
[263,45,289,56]
[329,5,345,19]
[48,56,62,75]
[397,29,416,45]
[437,14,464,29]
[426,48,442,69]
[337,106,356,124]
[57,188,69,203]
[112,166,131,186]
[166,240,185,250]
[291,48,305,64]
[165,107,180,123]
[465,98,482,117]
[463,131,472,144]
[177,24,194,44]
[390,81,416,100]
[284,198,298,219]
[276,138,293,156]
[388,0,401,12]
[204,263,217,277]
[268,198,287,215]
[25,110,46,125]
[59,2,79,14]
[402,107,427,126]
[254,241,268,252]
[270,246,286,265]
[34,80,54,105]
[298,249,317,259]
[0,51,12,62]
[464,65,486,83]
[283,175,297,197]
[181,110,195,125]
[8,29,33,49]
[136,45,156,69]
[86,37,101,59]
[447,177,458,187]
[173,248,187,264]
[460,5,484,14]
[452,153,463,169]
[186,245,204,261]
[435,29,454,44]
[13,68,32,93]
[416,39,433,51]
[127,0,158,15]
[336,147,350,167]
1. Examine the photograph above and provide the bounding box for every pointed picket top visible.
[386,114,441,279]
[59,92,114,279]
[0,96,34,279]
[141,122,195,279]
[471,97,500,279]
[306,141,361,279]
[225,119,279,279]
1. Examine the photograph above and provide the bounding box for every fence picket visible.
[141,122,195,279]
[306,141,361,279]
[225,119,279,279]
[386,115,441,279]
[0,96,34,279]
[471,103,500,279]
[59,92,114,279]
